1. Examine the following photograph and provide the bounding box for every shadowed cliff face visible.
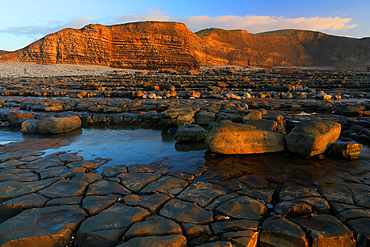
[196,28,370,68]
[196,28,315,67]
[0,21,369,69]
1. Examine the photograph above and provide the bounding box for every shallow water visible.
[0,126,206,172]
[1,126,369,183]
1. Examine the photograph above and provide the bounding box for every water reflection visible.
[32,126,207,172]
[203,150,370,186]
[1,126,369,185]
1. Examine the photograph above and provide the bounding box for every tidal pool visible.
[1,126,369,182]
[0,126,207,172]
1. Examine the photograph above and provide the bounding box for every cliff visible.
[258,29,370,68]
[0,21,369,69]
[0,22,200,70]
[195,28,315,67]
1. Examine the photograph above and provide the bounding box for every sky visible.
[1,0,369,51]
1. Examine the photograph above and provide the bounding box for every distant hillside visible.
[0,50,9,55]
[195,28,315,67]
[0,21,369,69]
[259,29,370,68]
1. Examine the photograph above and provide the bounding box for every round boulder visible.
[205,122,285,154]
[37,116,82,134]
[286,120,341,157]
[21,119,40,134]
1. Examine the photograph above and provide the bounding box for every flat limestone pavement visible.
[0,130,369,246]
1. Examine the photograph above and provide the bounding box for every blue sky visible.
[1,0,369,51]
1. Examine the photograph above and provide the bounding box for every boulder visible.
[7,112,35,126]
[330,142,362,160]
[286,120,341,157]
[242,110,262,122]
[205,122,285,154]
[195,111,216,125]
[174,124,208,142]
[245,119,286,134]
[37,116,82,134]
[21,119,40,134]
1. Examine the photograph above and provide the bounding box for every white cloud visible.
[0,11,358,39]
[0,16,94,36]
[115,10,358,34]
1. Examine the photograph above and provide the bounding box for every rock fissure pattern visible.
[0,69,369,246]
[0,143,369,246]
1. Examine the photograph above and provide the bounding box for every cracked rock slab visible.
[221,230,259,247]
[177,181,227,207]
[215,196,267,221]
[195,241,232,247]
[123,218,182,240]
[260,215,309,247]
[160,199,213,224]
[118,173,161,193]
[101,164,127,177]
[74,203,150,247]
[279,183,321,201]
[127,161,164,173]
[124,193,170,213]
[0,193,48,223]
[58,152,84,163]
[294,214,356,247]
[140,176,188,197]
[0,177,59,202]
[85,179,131,196]
[82,194,119,216]
[117,234,187,247]
[346,218,370,247]
[23,154,64,170]
[0,205,86,247]
[211,220,259,235]
[38,179,88,198]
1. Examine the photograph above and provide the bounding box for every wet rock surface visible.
[0,68,369,246]
[205,122,285,154]
[0,140,369,246]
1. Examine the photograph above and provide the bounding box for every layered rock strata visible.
[1,21,369,69]
[0,22,200,70]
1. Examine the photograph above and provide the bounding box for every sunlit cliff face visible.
[1,21,369,69]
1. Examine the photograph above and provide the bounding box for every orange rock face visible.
[1,21,369,69]
[0,22,200,70]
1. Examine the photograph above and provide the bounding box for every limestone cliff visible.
[0,21,369,69]
[0,22,200,70]
[108,22,201,69]
[195,28,315,67]
[196,28,370,68]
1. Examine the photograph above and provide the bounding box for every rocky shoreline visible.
[0,66,369,246]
